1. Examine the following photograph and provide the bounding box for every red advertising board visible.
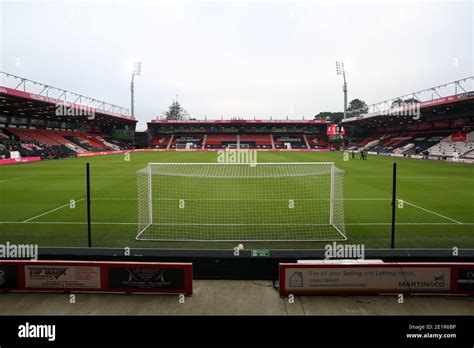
[326,124,337,135]
[0,260,193,294]
[0,156,41,165]
[150,119,327,124]
[279,262,474,296]
[406,123,419,131]
[76,148,330,158]
[452,133,467,142]
[434,120,450,129]
[451,118,467,128]
[418,122,432,130]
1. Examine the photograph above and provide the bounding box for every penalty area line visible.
[402,199,463,224]
[21,198,86,223]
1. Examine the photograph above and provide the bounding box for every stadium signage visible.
[176,136,201,143]
[0,261,193,294]
[451,133,467,142]
[457,268,474,292]
[107,266,187,292]
[76,148,329,158]
[276,136,302,142]
[279,263,474,296]
[25,265,101,289]
[251,250,270,257]
[151,119,326,124]
[0,156,41,165]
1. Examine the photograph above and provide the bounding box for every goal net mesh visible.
[136,163,345,242]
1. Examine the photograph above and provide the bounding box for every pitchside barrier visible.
[0,156,41,165]
[75,148,331,157]
[0,260,192,295]
[279,261,474,296]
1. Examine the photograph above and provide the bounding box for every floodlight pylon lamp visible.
[133,61,142,76]
[336,61,344,75]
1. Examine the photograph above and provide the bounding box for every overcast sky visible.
[1,0,473,130]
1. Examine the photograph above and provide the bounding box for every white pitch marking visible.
[345,176,474,182]
[22,198,86,223]
[150,198,391,202]
[0,176,32,183]
[92,198,138,201]
[0,221,472,226]
[403,200,463,224]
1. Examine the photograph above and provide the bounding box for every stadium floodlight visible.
[130,61,142,118]
[336,61,348,119]
[136,162,346,242]
[133,61,142,76]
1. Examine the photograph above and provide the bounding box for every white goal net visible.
[175,143,192,151]
[136,162,345,242]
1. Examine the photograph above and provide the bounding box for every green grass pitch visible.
[0,151,472,249]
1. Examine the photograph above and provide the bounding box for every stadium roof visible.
[0,71,136,124]
[341,92,474,128]
[148,119,328,125]
[342,76,474,126]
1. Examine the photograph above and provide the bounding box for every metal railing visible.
[0,71,131,119]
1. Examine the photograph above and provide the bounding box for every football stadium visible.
[0,0,473,345]
[1,72,473,250]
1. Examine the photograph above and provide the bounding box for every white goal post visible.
[175,143,193,151]
[136,162,346,242]
[227,143,249,150]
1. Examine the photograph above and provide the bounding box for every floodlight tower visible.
[336,62,348,119]
[130,61,142,117]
